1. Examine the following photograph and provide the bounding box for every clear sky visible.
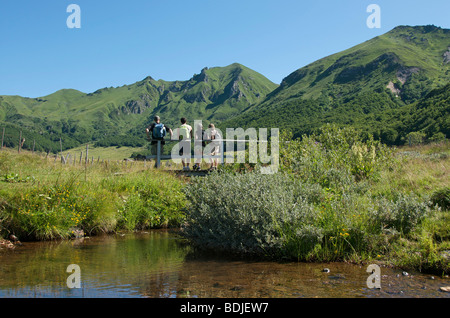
[1,0,449,97]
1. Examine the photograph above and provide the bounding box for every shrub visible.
[369,193,431,235]
[280,124,394,186]
[430,187,450,210]
[181,171,321,256]
[406,131,426,145]
[181,170,398,261]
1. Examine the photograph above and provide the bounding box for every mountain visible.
[1,25,449,153]
[0,63,277,152]
[224,25,450,143]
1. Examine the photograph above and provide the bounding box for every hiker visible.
[145,116,173,166]
[178,117,192,170]
[192,122,205,171]
[206,123,221,171]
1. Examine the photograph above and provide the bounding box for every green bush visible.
[181,126,440,265]
[430,187,450,210]
[406,131,426,145]
[280,124,394,185]
[369,193,431,235]
[181,171,321,256]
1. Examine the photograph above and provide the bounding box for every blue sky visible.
[0,0,449,97]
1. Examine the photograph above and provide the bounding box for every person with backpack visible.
[178,117,192,171]
[206,123,221,171]
[145,116,172,166]
[192,122,205,171]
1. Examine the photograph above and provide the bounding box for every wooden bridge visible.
[173,169,211,177]
[146,137,272,176]
[146,139,225,167]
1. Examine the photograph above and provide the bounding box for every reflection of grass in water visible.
[0,231,190,294]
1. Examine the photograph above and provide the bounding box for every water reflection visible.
[0,230,448,298]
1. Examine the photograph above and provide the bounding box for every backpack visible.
[152,123,166,139]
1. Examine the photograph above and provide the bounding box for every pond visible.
[0,230,448,298]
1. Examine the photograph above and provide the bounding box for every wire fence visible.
[0,127,156,170]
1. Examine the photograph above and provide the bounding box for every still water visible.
[0,230,448,298]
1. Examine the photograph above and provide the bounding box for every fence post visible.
[1,127,5,149]
[85,144,89,165]
[18,130,22,153]
[156,140,161,168]
[59,138,63,162]
[84,145,88,182]
[221,140,224,166]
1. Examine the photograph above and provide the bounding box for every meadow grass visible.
[64,144,147,161]
[0,148,187,241]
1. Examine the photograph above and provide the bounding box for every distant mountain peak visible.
[391,24,446,33]
[142,75,154,81]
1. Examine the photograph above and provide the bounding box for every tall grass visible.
[0,149,187,241]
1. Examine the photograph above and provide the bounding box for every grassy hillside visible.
[0,63,277,153]
[1,25,448,154]
[0,148,187,241]
[262,25,449,104]
[224,25,450,144]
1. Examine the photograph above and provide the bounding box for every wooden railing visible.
[146,138,269,168]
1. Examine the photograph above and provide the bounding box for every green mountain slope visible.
[0,63,277,152]
[267,25,449,103]
[224,25,450,144]
[1,25,448,152]
[381,82,450,142]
